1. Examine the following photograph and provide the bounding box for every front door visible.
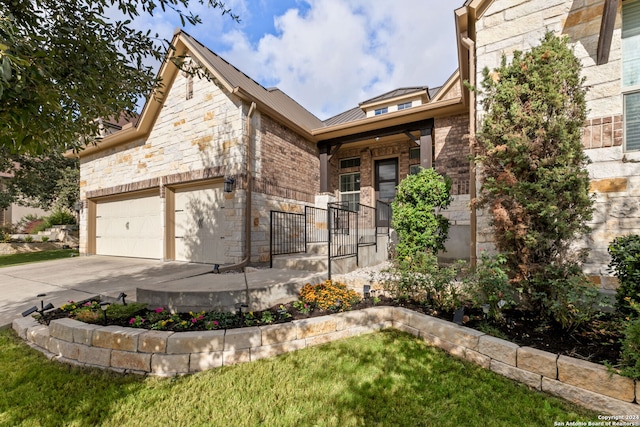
[375,158,398,227]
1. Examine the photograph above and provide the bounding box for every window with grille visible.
[339,173,360,211]
[623,0,640,151]
[339,158,360,169]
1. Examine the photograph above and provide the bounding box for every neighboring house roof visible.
[102,113,139,130]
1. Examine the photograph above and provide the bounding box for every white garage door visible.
[175,184,226,263]
[95,195,162,259]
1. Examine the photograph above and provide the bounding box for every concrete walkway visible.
[0,256,325,328]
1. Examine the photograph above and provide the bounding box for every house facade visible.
[75,30,473,265]
[76,31,322,265]
[455,0,640,284]
[0,171,50,230]
[314,74,471,260]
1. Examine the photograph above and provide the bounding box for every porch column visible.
[320,150,329,193]
[420,126,433,169]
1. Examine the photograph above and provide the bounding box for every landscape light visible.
[363,284,371,299]
[235,302,248,318]
[117,292,127,306]
[100,301,110,325]
[213,264,220,274]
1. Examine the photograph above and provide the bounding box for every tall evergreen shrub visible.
[391,167,451,259]
[475,32,595,318]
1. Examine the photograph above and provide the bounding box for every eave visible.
[313,96,465,143]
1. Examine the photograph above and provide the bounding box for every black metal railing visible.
[327,202,358,279]
[269,210,306,268]
[357,203,377,247]
[270,200,393,277]
[376,200,392,234]
[304,206,328,244]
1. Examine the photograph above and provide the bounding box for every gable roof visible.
[74,30,324,157]
[181,32,324,132]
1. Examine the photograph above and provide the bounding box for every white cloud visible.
[217,0,459,119]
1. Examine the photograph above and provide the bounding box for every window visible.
[410,165,422,175]
[398,101,412,110]
[409,147,420,159]
[623,0,640,151]
[339,173,360,211]
[374,107,388,116]
[339,157,360,169]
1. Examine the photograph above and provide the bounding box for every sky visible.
[132,0,460,121]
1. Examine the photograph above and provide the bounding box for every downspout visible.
[461,36,477,268]
[219,101,256,273]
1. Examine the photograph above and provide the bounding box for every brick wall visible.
[256,114,319,203]
[435,114,470,195]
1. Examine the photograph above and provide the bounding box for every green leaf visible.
[1,56,11,82]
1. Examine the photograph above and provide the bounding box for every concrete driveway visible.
[0,256,212,327]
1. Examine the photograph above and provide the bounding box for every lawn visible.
[0,249,79,267]
[0,328,597,427]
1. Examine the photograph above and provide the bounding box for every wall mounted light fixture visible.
[224,177,235,193]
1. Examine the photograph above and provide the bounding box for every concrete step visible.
[306,242,328,255]
[272,254,328,272]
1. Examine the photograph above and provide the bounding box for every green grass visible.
[0,249,79,267]
[0,328,598,427]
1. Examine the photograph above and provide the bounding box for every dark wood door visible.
[375,158,398,227]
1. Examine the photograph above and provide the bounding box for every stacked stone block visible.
[13,306,640,415]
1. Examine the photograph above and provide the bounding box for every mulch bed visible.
[38,296,624,366]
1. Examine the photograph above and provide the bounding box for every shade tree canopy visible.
[0,0,237,155]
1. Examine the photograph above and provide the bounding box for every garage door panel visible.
[96,195,161,259]
[175,185,226,263]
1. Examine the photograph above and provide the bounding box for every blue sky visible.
[132,0,459,120]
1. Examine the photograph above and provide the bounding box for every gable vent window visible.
[340,158,360,169]
[398,102,412,110]
[186,75,194,100]
[374,107,388,116]
[623,0,640,151]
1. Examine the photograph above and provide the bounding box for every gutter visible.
[218,101,256,273]
[461,35,477,268]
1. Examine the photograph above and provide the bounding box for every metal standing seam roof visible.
[180,32,325,132]
[358,86,429,106]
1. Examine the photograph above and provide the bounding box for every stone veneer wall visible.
[13,307,639,415]
[474,0,640,282]
[78,66,320,264]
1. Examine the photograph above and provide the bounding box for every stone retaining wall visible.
[12,307,639,416]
